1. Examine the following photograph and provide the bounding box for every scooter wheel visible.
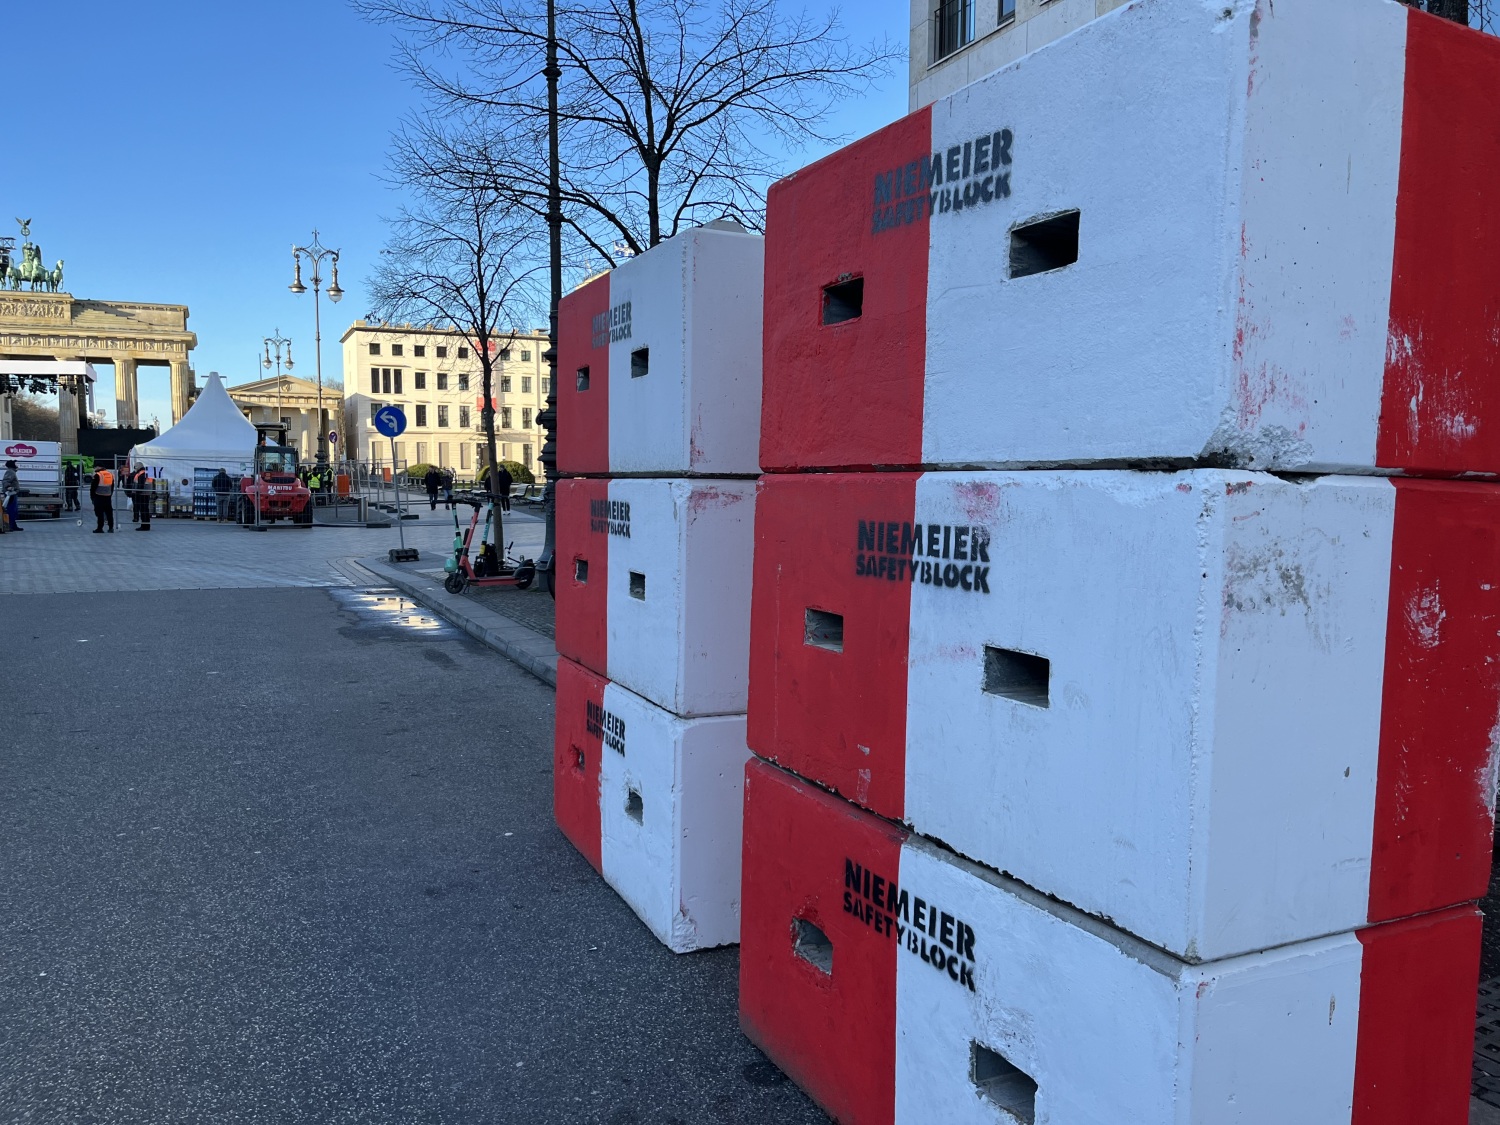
[443,572,466,595]
[515,564,535,591]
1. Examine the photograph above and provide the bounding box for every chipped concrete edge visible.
[338,556,558,689]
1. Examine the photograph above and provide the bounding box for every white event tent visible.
[130,374,257,502]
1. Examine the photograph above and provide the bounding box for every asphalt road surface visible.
[0,586,827,1125]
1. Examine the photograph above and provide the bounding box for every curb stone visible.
[339,556,558,688]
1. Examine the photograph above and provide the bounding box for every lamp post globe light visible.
[262,329,293,443]
[288,230,343,464]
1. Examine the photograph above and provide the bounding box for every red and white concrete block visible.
[740,758,1482,1125]
[761,0,1500,475]
[748,468,1500,960]
[557,222,764,478]
[556,476,756,717]
[553,657,750,952]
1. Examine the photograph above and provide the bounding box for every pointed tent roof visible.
[131,374,257,462]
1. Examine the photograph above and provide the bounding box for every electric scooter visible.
[443,495,536,593]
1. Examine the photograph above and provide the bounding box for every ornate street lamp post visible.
[262,329,294,443]
[288,231,343,463]
[536,0,563,593]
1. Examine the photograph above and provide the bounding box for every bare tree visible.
[1400,0,1492,26]
[355,0,899,265]
[367,127,546,529]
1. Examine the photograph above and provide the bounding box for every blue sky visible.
[6,0,909,431]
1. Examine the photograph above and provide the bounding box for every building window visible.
[523,443,532,465]
[392,343,404,356]
[500,348,512,361]
[542,377,550,394]
[382,369,391,394]
[458,373,469,391]
[438,405,450,428]
[438,442,450,467]
[502,442,510,459]
[416,404,428,427]
[501,407,512,428]
[393,370,403,394]
[933,0,974,61]
[460,444,470,469]
[416,442,427,464]
[415,372,427,389]
[394,441,406,463]
[501,376,512,392]
[999,0,1015,22]
[437,373,449,391]
[414,345,426,357]
[369,342,381,355]
[436,345,448,359]
[458,346,469,359]
[522,407,532,428]
[460,406,471,428]
[370,371,379,394]
[521,349,532,362]
[522,376,532,394]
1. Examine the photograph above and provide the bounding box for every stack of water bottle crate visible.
[552,221,765,952]
[741,1,1500,1119]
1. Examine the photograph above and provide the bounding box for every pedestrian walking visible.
[495,463,514,514]
[64,462,81,511]
[442,468,455,510]
[132,466,152,530]
[2,460,21,532]
[90,467,115,533]
[424,465,442,511]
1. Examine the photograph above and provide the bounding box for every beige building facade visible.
[340,321,551,478]
[911,0,1127,108]
[225,374,334,462]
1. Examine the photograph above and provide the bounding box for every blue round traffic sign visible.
[373,405,407,438]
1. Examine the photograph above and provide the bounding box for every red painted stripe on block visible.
[1369,479,1500,922]
[1352,906,1481,1125]
[760,109,932,472]
[553,656,605,871]
[557,273,611,475]
[1377,12,1500,475]
[748,473,917,820]
[554,478,610,676]
[740,759,905,1125]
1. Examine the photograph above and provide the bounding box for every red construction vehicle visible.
[237,423,313,527]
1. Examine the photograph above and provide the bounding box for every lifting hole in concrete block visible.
[1009,211,1080,279]
[970,1042,1037,1124]
[804,608,844,653]
[983,646,1050,708]
[631,348,650,378]
[576,365,590,391]
[574,557,589,583]
[573,745,585,771]
[629,571,646,600]
[822,277,864,325]
[792,917,833,975]
[626,788,644,823]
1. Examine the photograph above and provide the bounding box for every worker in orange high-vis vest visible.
[90,467,115,533]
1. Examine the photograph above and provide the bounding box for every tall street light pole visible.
[262,329,294,442]
[536,0,562,593]
[289,231,344,465]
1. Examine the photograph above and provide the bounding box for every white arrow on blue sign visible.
[373,405,407,438]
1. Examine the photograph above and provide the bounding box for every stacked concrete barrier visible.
[553,222,763,952]
[742,0,1500,1119]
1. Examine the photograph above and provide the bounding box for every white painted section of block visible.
[919,0,1409,470]
[903,470,1394,960]
[606,225,764,476]
[597,680,750,952]
[1227,0,1407,471]
[892,837,1364,1124]
[605,477,756,717]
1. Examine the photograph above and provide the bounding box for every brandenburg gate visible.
[0,291,197,434]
